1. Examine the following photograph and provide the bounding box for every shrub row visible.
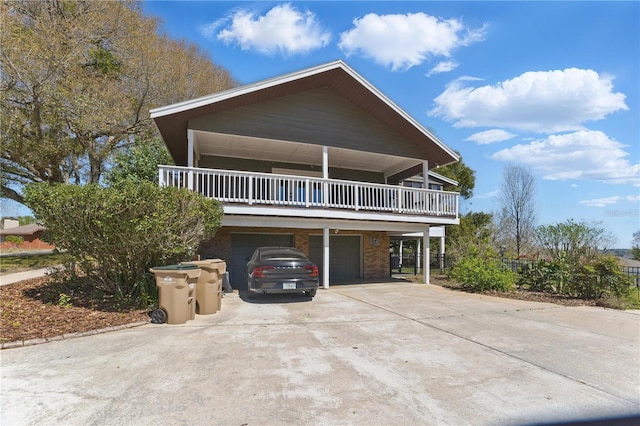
[24,181,223,303]
[519,256,634,299]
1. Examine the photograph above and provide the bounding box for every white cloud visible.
[213,4,331,55]
[465,129,516,144]
[426,60,459,76]
[429,68,628,133]
[475,189,500,199]
[492,130,640,185]
[338,13,486,71]
[580,196,621,207]
[580,195,640,207]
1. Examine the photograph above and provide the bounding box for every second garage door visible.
[309,235,362,282]
[230,233,294,290]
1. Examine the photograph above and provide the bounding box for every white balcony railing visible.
[159,165,458,218]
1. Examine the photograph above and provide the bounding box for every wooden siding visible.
[189,87,425,160]
[198,156,386,184]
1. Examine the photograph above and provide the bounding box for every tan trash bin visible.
[182,259,227,314]
[150,265,200,324]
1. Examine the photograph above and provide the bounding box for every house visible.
[150,60,460,290]
[0,222,55,251]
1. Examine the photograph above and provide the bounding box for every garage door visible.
[309,235,361,282]
[230,233,294,290]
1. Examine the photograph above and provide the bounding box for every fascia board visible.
[428,171,459,186]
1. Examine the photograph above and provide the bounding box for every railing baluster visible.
[158,165,458,218]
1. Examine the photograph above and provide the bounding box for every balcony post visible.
[305,178,310,207]
[423,226,430,285]
[423,160,429,188]
[322,146,329,207]
[439,235,445,270]
[323,227,330,289]
[187,130,194,190]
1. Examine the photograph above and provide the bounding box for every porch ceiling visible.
[194,131,420,176]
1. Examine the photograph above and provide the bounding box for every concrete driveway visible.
[2,282,639,425]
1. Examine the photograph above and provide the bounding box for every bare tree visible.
[497,165,537,256]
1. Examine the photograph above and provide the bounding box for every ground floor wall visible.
[0,234,55,251]
[199,226,390,288]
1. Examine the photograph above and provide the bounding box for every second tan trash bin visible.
[182,259,227,314]
[150,264,200,324]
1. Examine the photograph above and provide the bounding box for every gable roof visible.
[151,60,459,169]
[0,223,46,236]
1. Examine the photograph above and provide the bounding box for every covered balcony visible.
[159,165,458,224]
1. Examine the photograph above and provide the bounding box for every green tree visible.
[1,0,236,204]
[535,219,615,263]
[631,231,640,261]
[445,211,494,263]
[17,216,36,226]
[435,151,476,199]
[105,138,173,186]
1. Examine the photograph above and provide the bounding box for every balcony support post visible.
[439,235,445,270]
[423,160,429,188]
[423,226,430,285]
[187,130,195,190]
[322,146,329,207]
[323,227,330,289]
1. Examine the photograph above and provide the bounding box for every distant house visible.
[0,223,55,250]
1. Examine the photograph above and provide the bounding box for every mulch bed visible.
[429,274,603,307]
[1,276,149,344]
[0,273,618,346]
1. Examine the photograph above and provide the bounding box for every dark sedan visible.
[247,247,319,298]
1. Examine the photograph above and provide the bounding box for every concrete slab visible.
[0,268,51,286]
[1,282,639,425]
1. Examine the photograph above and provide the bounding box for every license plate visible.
[282,282,296,290]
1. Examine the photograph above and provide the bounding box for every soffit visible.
[194,131,421,176]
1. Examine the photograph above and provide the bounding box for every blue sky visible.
[141,1,638,248]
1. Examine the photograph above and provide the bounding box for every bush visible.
[451,255,516,292]
[4,235,24,248]
[518,254,634,300]
[519,257,571,293]
[24,181,223,303]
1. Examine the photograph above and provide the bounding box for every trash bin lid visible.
[150,264,200,271]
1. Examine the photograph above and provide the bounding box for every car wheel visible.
[247,290,255,300]
[305,288,317,298]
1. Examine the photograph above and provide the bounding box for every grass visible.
[0,252,67,274]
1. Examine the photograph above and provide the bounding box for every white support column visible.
[323,227,330,289]
[417,239,421,270]
[423,226,430,284]
[399,240,404,271]
[423,160,429,188]
[322,146,329,206]
[322,146,329,179]
[439,235,445,270]
[187,129,195,190]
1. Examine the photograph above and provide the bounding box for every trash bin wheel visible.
[150,308,167,324]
